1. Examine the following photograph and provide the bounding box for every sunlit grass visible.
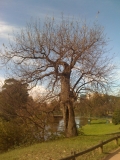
[83,118,120,135]
[0,119,120,160]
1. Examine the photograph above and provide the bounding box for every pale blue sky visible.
[0,0,120,86]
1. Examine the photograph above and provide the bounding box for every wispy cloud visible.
[0,21,20,44]
[29,85,46,100]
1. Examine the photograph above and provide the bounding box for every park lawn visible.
[83,118,120,135]
[0,119,120,160]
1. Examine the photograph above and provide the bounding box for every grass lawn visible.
[0,119,120,160]
[83,118,120,135]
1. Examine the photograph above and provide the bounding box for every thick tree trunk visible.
[61,101,78,137]
[60,64,78,137]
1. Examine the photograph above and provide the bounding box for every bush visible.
[0,119,36,152]
[112,109,120,125]
[0,120,22,152]
[0,116,55,152]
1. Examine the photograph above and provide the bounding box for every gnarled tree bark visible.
[60,62,78,137]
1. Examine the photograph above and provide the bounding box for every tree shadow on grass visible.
[91,122,106,124]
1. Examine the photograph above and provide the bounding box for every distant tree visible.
[112,109,120,125]
[0,17,115,137]
[92,93,117,116]
[0,78,28,120]
[77,93,117,117]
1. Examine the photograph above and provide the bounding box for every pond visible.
[35,116,88,141]
[47,116,88,134]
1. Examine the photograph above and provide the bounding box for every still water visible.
[48,116,88,133]
[57,117,81,132]
[44,116,88,140]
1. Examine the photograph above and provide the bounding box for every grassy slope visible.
[0,119,120,160]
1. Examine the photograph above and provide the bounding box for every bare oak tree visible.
[0,17,114,137]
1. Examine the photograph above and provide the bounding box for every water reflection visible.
[49,116,88,132]
[57,117,81,132]
[45,116,88,140]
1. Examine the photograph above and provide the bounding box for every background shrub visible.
[112,109,120,125]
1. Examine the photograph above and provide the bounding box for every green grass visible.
[83,118,120,135]
[0,119,120,160]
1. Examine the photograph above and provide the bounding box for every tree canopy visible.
[0,78,28,120]
[0,17,115,137]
